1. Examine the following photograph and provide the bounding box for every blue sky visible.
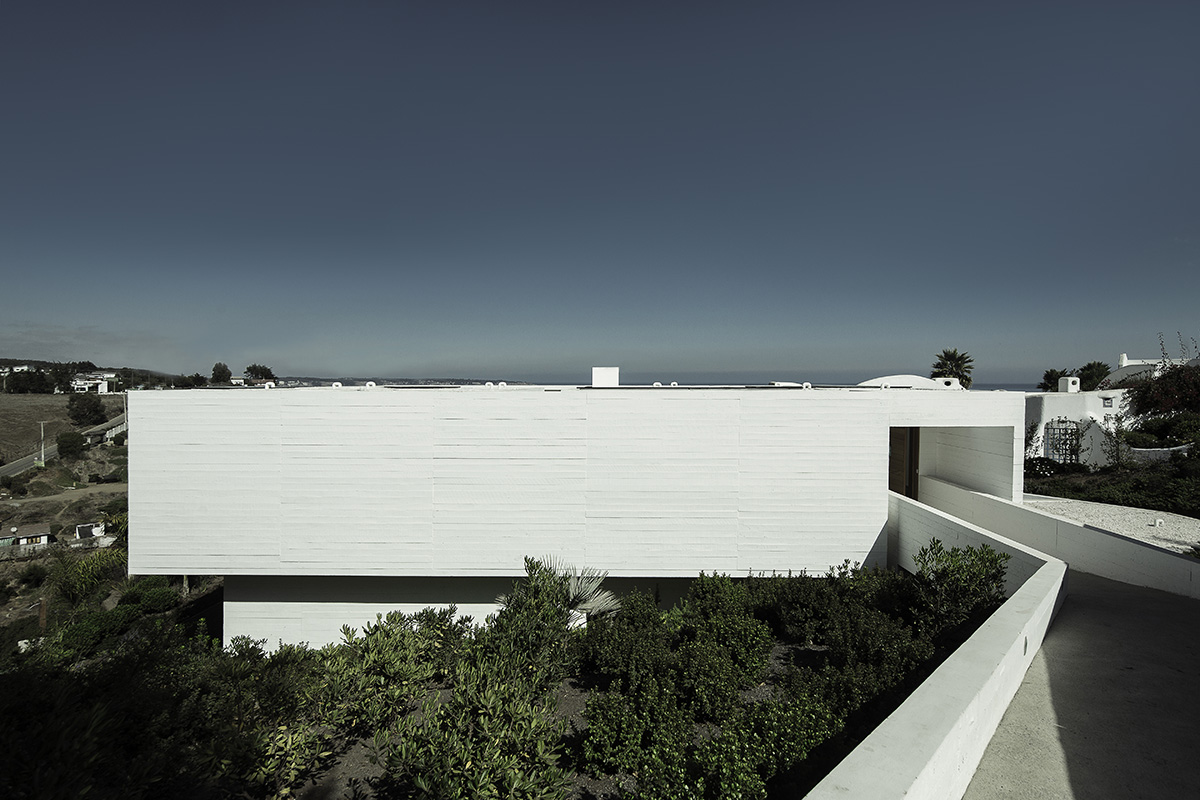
[3,1,1198,385]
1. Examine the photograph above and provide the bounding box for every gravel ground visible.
[1023,496,1200,554]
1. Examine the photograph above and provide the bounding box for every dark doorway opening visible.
[888,427,920,500]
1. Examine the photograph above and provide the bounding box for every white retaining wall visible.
[920,477,1200,599]
[808,492,1067,800]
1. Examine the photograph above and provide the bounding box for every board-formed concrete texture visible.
[128,382,1023,645]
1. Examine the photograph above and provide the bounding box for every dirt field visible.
[0,393,125,463]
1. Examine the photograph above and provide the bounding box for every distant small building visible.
[71,376,111,393]
[75,521,106,539]
[1,524,53,550]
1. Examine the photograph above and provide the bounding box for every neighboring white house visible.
[128,368,1025,647]
[1105,351,1200,386]
[71,377,111,394]
[1025,376,1128,467]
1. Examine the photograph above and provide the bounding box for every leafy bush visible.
[1125,364,1200,417]
[57,604,143,657]
[693,698,839,800]
[0,553,1010,799]
[319,607,469,733]
[583,677,692,791]
[138,586,180,614]
[118,575,170,606]
[18,562,48,588]
[1,473,31,496]
[579,589,675,687]
[56,430,87,460]
[67,392,108,426]
[1123,430,1163,449]
[913,539,1010,633]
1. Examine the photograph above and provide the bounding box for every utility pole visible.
[36,421,49,467]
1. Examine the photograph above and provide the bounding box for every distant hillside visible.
[0,394,124,463]
[281,376,531,386]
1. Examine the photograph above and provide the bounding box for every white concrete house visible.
[1105,351,1200,386]
[128,369,1024,647]
[1025,376,1127,467]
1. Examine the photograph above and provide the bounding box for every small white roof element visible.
[592,367,620,387]
[858,374,960,390]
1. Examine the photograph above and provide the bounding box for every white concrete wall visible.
[224,575,511,645]
[129,385,1024,644]
[810,492,1067,800]
[921,477,1200,599]
[223,574,698,647]
[920,426,1019,502]
[130,387,1021,580]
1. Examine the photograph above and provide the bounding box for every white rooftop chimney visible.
[592,367,619,387]
[1059,376,1080,393]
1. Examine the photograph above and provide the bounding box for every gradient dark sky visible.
[3,1,1198,384]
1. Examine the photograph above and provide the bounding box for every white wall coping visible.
[922,476,1200,600]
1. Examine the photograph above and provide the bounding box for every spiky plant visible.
[496,555,620,628]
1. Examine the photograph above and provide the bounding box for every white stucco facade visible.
[1024,388,1127,466]
[129,383,1024,646]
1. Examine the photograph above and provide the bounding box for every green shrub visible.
[484,557,575,693]
[1123,430,1162,449]
[748,571,836,644]
[377,644,571,800]
[693,698,840,799]
[676,573,773,689]
[1125,363,1200,417]
[118,575,170,606]
[57,604,143,657]
[319,607,467,733]
[677,638,743,720]
[138,586,180,614]
[1,473,32,496]
[579,589,676,688]
[583,676,692,784]
[913,539,1010,633]
[18,562,49,588]
[50,547,128,607]
[56,430,87,460]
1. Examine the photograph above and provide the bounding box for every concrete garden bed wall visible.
[805,492,1067,800]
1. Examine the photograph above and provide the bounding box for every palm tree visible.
[930,348,974,389]
[1076,361,1111,391]
[1037,368,1073,392]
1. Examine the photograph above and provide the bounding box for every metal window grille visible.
[1044,418,1082,463]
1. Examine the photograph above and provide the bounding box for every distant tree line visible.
[2,361,95,394]
[0,361,266,393]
